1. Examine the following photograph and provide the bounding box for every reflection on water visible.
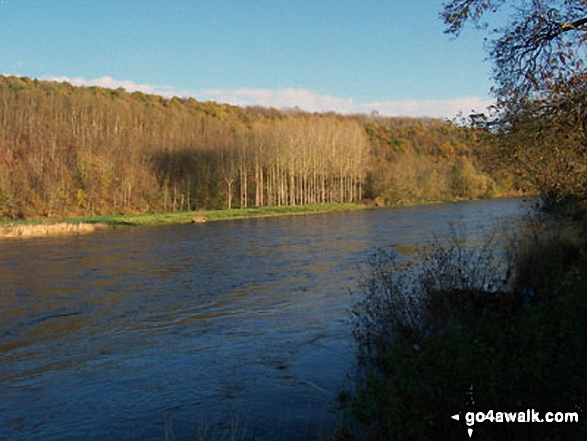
[0,199,530,440]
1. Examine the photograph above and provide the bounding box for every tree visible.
[443,0,587,204]
[443,0,587,101]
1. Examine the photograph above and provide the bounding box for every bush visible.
[352,225,511,361]
[510,216,585,298]
[340,221,587,441]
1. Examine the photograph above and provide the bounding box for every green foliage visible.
[0,202,365,228]
[7,81,24,92]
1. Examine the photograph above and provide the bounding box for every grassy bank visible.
[70,202,369,226]
[0,203,370,237]
[0,197,528,238]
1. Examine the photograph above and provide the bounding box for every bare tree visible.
[443,0,587,100]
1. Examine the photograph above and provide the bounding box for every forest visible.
[0,75,519,220]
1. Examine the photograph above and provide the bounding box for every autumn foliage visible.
[0,75,511,220]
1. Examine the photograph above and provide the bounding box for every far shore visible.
[0,203,368,238]
[0,222,110,238]
[0,196,528,238]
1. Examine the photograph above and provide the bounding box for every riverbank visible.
[336,202,587,440]
[0,198,529,441]
[0,203,370,238]
[0,196,531,238]
[0,222,110,238]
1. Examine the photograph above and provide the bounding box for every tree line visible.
[0,75,514,220]
[361,116,522,204]
[444,0,587,209]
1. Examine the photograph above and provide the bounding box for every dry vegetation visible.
[0,75,515,222]
[362,117,519,204]
[0,222,108,238]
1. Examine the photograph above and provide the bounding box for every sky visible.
[0,0,496,119]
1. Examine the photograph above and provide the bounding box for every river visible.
[0,198,531,441]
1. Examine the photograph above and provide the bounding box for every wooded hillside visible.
[0,75,517,220]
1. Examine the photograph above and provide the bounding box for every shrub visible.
[510,216,585,298]
[341,221,587,440]
[352,224,511,361]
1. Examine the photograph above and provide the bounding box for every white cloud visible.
[39,75,494,119]
[41,75,186,98]
[197,88,358,114]
[356,96,496,119]
[197,88,495,119]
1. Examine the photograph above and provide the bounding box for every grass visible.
[0,196,524,237]
[0,203,370,237]
[0,196,526,238]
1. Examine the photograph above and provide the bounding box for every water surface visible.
[0,198,530,440]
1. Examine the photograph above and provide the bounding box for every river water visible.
[0,198,531,441]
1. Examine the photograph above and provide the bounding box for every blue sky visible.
[0,0,495,118]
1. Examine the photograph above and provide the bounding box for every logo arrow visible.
[451,414,460,421]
